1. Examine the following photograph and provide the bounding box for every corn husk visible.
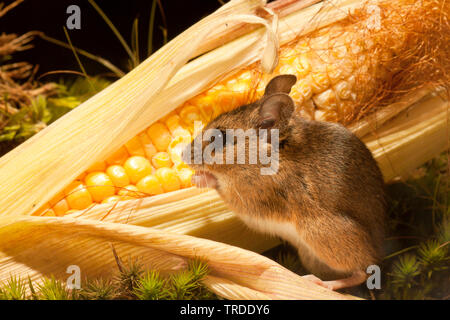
[0,0,447,300]
[0,215,355,299]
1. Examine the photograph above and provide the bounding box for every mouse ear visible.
[264,74,297,96]
[258,93,294,130]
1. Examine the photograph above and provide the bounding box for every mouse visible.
[182,74,387,291]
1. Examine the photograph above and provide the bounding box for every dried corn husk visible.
[0,215,355,299]
[0,0,448,300]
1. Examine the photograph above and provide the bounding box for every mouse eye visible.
[219,130,227,147]
[211,130,227,149]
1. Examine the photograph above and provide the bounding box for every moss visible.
[0,255,216,300]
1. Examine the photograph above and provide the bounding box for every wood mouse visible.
[182,74,387,290]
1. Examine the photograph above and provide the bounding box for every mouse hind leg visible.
[295,216,378,291]
[295,239,339,279]
[297,242,369,290]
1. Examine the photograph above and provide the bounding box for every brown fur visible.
[185,75,387,282]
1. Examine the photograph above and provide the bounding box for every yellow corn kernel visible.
[171,127,191,143]
[313,89,338,115]
[117,185,141,198]
[212,84,243,113]
[158,110,176,124]
[173,161,188,171]
[227,78,250,93]
[294,53,312,77]
[52,198,69,216]
[279,54,296,67]
[238,69,253,81]
[85,172,116,202]
[138,132,157,159]
[124,136,146,157]
[311,72,330,94]
[164,114,183,134]
[203,86,226,117]
[278,64,297,76]
[136,175,164,195]
[330,60,353,83]
[106,146,129,166]
[48,191,65,206]
[168,143,184,165]
[123,156,153,184]
[168,129,191,165]
[289,88,305,106]
[293,78,313,100]
[101,195,122,204]
[64,181,93,210]
[228,80,251,107]
[279,46,297,62]
[106,165,130,188]
[152,152,172,169]
[189,94,215,122]
[155,167,181,192]
[179,104,204,128]
[170,127,191,144]
[333,80,352,100]
[147,122,172,152]
[177,168,194,188]
[86,161,106,173]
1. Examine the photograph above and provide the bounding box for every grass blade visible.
[132,18,140,67]
[88,0,137,68]
[62,27,95,92]
[38,32,125,77]
[147,0,157,57]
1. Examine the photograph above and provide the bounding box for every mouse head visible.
[182,74,297,191]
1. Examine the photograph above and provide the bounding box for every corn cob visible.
[33,0,449,217]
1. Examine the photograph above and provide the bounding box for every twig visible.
[0,0,24,18]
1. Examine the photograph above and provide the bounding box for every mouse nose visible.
[192,171,218,189]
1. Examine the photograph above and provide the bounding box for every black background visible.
[0,299,439,317]
[0,0,222,79]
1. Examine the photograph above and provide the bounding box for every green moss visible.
[0,276,27,300]
[37,276,70,300]
[133,270,166,300]
[78,278,118,300]
[0,76,111,155]
[0,254,216,300]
